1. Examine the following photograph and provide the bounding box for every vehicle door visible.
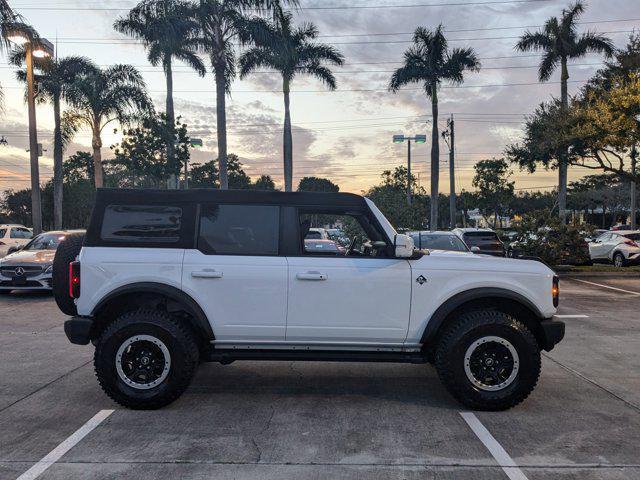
[181,203,288,343]
[285,207,412,344]
[589,233,612,259]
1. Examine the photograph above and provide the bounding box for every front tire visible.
[434,310,541,411]
[94,309,199,409]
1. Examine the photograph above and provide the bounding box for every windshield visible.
[23,233,65,251]
[410,233,468,252]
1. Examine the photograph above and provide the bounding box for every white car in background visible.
[305,227,330,240]
[588,231,640,267]
[0,225,33,257]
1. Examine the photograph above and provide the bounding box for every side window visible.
[0,228,6,238]
[299,210,389,257]
[101,205,183,243]
[10,227,32,239]
[596,233,611,242]
[198,204,280,255]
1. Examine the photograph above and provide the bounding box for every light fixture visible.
[32,38,54,58]
[393,135,405,144]
[414,134,427,144]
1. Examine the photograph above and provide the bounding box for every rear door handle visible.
[296,271,328,281]
[191,269,224,279]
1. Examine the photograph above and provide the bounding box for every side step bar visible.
[205,348,429,365]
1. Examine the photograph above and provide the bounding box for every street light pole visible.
[25,42,42,235]
[393,134,426,207]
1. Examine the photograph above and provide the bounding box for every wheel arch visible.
[421,288,547,350]
[90,282,214,348]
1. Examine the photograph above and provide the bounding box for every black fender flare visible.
[420,287,545,344]
[91,282,214,340]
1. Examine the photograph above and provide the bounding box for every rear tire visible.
[52,232,85,315]
[613,252,626,268]
[434,310,541,411]
[94,309,199,409]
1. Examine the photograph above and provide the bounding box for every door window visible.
[10,227,32,239]
[299,211,389,257]
[101,205,183,243]
[198,204,280,256]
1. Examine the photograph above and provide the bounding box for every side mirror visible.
[470,246,481,253]
[394,234,415,258]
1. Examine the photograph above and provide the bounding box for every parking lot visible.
[1,276,639,480]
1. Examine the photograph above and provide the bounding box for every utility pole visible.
[442,115,456,229]
[632,142,637,230]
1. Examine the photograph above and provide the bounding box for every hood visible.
[0,249,55,266]
[415,249,554,276]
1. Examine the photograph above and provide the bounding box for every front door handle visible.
[296,271,327,281]
[191,269,224,279]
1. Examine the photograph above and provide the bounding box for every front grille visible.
[0,265,44,278]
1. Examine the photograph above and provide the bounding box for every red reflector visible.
[69,261,80,298]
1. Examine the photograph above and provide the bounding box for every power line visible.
[13,0,553,12]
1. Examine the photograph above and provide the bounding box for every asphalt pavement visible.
[1,276,639,480]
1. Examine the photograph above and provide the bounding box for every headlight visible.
[44,265,53,274]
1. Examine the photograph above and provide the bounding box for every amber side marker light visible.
[552,276,560,308]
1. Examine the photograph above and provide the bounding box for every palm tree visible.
[389,26,480,230]
[196,0,297,190]
[240,10,343,192]
[64,63,152,189]
[11,51,93,228]
[114,0,205,188]
[516,1,613,223]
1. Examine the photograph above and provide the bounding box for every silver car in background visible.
[0,230,84,293]
[588,231,640,267]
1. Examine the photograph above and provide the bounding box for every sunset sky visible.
[0,0,638,194]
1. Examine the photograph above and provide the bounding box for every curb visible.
[558,272,640,278]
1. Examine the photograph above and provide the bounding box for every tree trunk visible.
[52,93,63,229]
[165,56,177,189]
[430,85,439,231]
[558,56,569,224]
[92,122,104,189]
[214,64,228,190]
[283,77,293,192]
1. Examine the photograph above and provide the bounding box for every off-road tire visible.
[52,232,85,315]
[94,309,200,409]
[434,310,541,411]
[613,252,626,268]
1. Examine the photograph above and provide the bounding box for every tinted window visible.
[305,231,322,239]
[199,204,279,255]
[24,233,65,251]
[10,227,32,239]
[623,233,640,241]
[463,232,500,247]
[0,229,6,237]
[412,233,468,251]
[101,205,182,243]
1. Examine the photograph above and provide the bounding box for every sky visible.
[0,0,638,195]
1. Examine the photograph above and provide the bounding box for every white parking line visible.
[571,279,640,296]
[460,412,529,480]
[554,314,589,319]
[16,409,114,480]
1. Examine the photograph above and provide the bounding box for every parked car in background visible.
[305,227,329,240]
[611,224,632,231]
[303,239,345,254]
[588,231,640,267]
[508,229,591,266]
[452,228,506,257]
[326,228,350,247]
[407,231,469,252]
[0,224,34,257]
[0,230,84,293]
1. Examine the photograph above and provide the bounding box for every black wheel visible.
[94,309,200,409]
[434,310,541,411]
[52,232,85,315]
[613,252,626,268]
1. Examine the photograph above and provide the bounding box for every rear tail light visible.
[552,275,559,308]
[69,261,80,298]
[624,239,639,248]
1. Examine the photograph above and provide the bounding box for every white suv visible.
[54,189,564,411]
[0,224,33,257]
[588,231,640,267]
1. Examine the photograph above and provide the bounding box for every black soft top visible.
[95,188,367,208]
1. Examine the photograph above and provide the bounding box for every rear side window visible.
[624,233,640,241]
[198,204,280,255]
[0,229,6,237]
[463,232,499,246]
[10,227,32,239]
[101,205,183,243]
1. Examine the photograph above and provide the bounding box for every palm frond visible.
[572,31,614,58]
[516,30,554,52]
[538,51,559,82]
